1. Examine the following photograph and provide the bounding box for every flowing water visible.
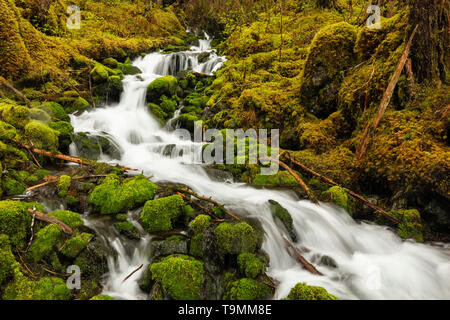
[69,37,450,300]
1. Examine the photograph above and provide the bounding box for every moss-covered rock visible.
[3,276,70,300]
[321,186,354,216]
[215,222,259,258]
[24,120,59,150]
[388,209,424,242]
[60,232,93,258]
[0,104,30,128]
[150,254,204,300]
[27,224,62,262]
[57,175,71,197]
[237,253,266,279]
[49,121,73,152]
[0,120,17,141]
[189,214,211,234]
[2,176,26,195]
[146,75,178,103]
[0,200,41,247]
[0,234,20,286]
[139,195,184,233]
[283,282,339,300]
[89,174,158,215]
[252,171,300,187]
[113,221,140,240]
[268,200,296,241]
[300,22,357,118]
[224,278,271,300]
[48,210,84,229]
[150,235,188,258]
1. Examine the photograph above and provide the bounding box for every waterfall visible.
[70,37,450,300]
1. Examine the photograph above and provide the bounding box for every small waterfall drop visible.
[70,35,450,300]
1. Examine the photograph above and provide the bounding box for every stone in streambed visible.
[268,200,297,242]
[139,194,184,233]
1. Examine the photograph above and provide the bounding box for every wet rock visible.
[73,132,122,160]
[319,255,338,269]
[424,198,450,231]
[197,51,210,64]
[268,200,297,242]
[113,221,141,240]
[151,235,188,259]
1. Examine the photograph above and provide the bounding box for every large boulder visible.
[300,22,357,118]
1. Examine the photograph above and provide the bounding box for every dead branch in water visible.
[27,208,74,235]
[178,188,241,221]
[260,157,318,204]
[14,140,137,171]
[122,264,144,283]
[283,153,400,224]
[356,25,419,159]
[176,191,224,221]
[282,236,323,276]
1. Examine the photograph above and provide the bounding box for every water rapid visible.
[70,37,450,300]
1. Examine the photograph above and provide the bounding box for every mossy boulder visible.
[268,200,297,242]
[0,121,17,141]
[102,57,119,69]
[1,176,26,195]
[3,276,70,300]
[38,102,70,122]
[252,171,300,187]
[27,224,62,262]
[139,195,184,233]
[60,232,93,258]
[215,222,260,258]
[283,282,339,300]
[113,221,140,240]
[146,75,178,103]
[0,200,42,247]
[0,104,30,128]
[49,121,73,152]
[224,278,271,300]
[388,209,424,242]
[150,235,188,258]
[300,22,357,118]
[29,108,51,123]
[57,175,71,197]
[88,174,158,215]
[189,214,211,234]
[321,186,355,216]
[48,210,84,229]
[24,120,59,150]
[150,254,204,300]
[237,253,266,279]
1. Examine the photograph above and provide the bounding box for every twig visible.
[178,188,241,221]
[26,174,108,192]
[16,248,37,279]
[176,191,221,220]
[122,264,144,283]
[26,205,37,252]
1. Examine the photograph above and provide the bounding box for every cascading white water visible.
[70,37,450,300]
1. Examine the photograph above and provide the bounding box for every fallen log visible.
[14,140,137,171]
[178,188,241,221]
[356,25,419,159]
[260,157,318,204]
[283,153,400,224]
[27,208,73,235]
[25,174,108,192]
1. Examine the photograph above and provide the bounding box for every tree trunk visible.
[408,0,449,83]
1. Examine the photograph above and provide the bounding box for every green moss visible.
[389,209,424,242]
[146,75,178,103]
[39,102,70,122]
[237,253,266,279]
[60,232,93,258]
[268,200,296,241]
[49,121,73,152]
[28,224,62,262]
[224,278,270,300]
[139,195,184,233]
[252,171,300,187]
[215,222,259,258]
[189,233,205,258]
[3,276,70,300]
[24,120,59,150]
[0,120,17,141]
[57,175,71,197]
[91,64,110,83]
[189,214,211,234]
[103,58,119,69]
[90,294,115,300]
[321,186,354,216]
[35,169,51,180]
[0,104,30,128]
[116,213,128,221]
[2,176,26,195]
[0,234,20,286]
[150,254,204,300]
[30,108,51,123]
[89,174,158,215]
[0,200,41,247]
[283,282,339,300]
[182,204,196,224]
[48,210,84,229]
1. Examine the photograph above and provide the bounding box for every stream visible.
[69,36,450,300]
